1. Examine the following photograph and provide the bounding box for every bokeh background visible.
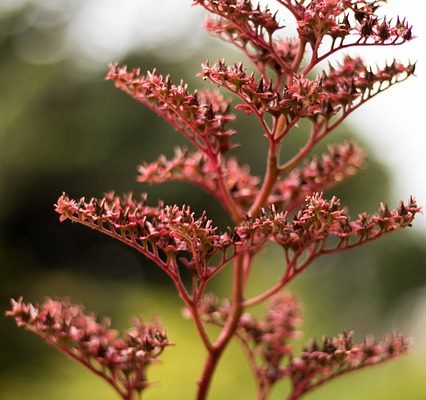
[1,1,425,399]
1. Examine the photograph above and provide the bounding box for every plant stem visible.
[291,40,307,73]
[287,391,301,400]
[196,254,247,400]
[190,302,213,352]
[214,156,244,223]
[278,125,318,174]
[196,349,221,400]
[248,142,279,218]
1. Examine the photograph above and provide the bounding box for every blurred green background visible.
[1,2,425,399]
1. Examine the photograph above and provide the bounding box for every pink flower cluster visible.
[237,293,303,390]
[55,192,243,282]
[270,141,365,211]
[195,0,281,36]
[200,57,414,136]
[288,331,408,399]
[322,56,415,113]
[193,293,302,383]
[242,194,419,252]
[55,190,419,289]
[138,147,259,209]
[6,298,170,399]
[195,292,407,399]
[138,142,364,214]
[201,61,327,129]
[292,0,412,46]
[196,0,285,72]
[198,0,413,77]
[107,65,236,154]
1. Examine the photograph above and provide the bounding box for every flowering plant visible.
[7,1,420,399]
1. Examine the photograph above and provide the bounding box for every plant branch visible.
[291,40,307,73]
[189,302,214,352]
[213,155,245,223]
[243,250,311,308]
[196,253,247,400]
[278,124,319,174]
[249,141,279,217]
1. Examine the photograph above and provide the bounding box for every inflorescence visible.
[7,1,419,399]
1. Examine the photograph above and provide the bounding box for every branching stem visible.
[196,253,248,400]
[249,141,279,217]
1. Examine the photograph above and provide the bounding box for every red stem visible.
[196,254,247,400]
[212,154,244,223]
[278,124,318,174]
[189,300,213,352]
[249,141,279,218]
[243,252,304,308]
[291,40,307,73]
[195,117,284,399]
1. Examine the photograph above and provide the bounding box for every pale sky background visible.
[2,0,425,229]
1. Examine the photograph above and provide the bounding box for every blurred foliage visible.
[1,2,425,399]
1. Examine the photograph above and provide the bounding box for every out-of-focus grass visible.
[2,259,425,400]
